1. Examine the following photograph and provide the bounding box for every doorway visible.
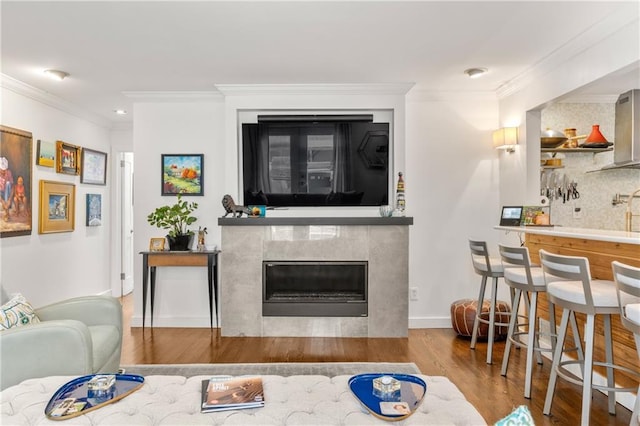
[119,152,134,297]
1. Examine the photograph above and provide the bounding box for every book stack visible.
[201,375,265,413]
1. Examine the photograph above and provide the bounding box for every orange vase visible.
[585,124,608,143]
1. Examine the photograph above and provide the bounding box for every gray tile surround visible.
[219,223,410,337]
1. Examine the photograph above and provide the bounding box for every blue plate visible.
[45,374,144,420]
[348,373,426,421]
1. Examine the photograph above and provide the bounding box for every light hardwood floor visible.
[119,295,632,425]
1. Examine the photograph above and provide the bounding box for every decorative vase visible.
[395,172,405,216]
[584,124,608,144]
[167,234,192,251]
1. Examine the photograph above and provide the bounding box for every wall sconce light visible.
[493,127,518,153]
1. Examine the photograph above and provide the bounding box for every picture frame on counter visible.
[149,237,166,251]
[56,141,81,175]
[39,180,75,234]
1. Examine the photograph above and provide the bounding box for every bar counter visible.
[495,225,640,394]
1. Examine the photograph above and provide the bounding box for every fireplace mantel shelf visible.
[218,217,413,226]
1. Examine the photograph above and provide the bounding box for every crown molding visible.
[1,74,112,129]
[214,83,415,96]
[496,9,639,100]
[558,94,619,104]
[123,91,224,101]
[406,89,497,102]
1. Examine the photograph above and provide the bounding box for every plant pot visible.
[167,234,193,251]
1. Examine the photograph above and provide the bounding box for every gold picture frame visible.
[56,141,81,175]
[39,180,75,234]
[1,125,33,238]
[149,237,166,251]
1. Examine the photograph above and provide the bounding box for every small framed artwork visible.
[149,237,166,251]
[161,154,204,196]
[39,180,75,234]
[81,148,107,185]
[0,125,33,238]
[36,140,55,167]
[56,141,81,175]
[86,193,102,226]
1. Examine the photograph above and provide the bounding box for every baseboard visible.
[130,314,216,328]
[409,316,452,329]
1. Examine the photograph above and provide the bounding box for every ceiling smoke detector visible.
[44,69,70,81]
[464,68,488,79]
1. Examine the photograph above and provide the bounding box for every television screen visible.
[242,115,389,207]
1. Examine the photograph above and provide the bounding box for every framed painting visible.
[161,154,204,196]
[0,125,33,238]
[39,180,75,234]
[81,148,107,185]
[36,139,55,167]
[86,193,102,226]
[56,141,81,175]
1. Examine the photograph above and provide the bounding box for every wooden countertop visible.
[495,225,640,245]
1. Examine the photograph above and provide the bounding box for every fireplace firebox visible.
[262,261,368,317]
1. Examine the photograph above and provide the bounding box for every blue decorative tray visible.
[348,373,426,421]
[45,374,144,420]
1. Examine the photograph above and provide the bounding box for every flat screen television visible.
[242,115,390,207]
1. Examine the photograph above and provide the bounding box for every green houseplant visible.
[147,194,198,251]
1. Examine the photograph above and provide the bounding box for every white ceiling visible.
[1,1,639,127]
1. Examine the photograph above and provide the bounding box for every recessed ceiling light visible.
[464,68,488,79]
[114,109,128,115]
[43,69,70,81]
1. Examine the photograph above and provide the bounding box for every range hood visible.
[600,89,640,170]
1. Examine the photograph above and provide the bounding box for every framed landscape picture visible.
[56,141,81,175]
[81,148,107,185]
[0,125,33,238]
[161,154,203,196]
[86,193,102,226]
[36,139,55,167]
[39,180,75,234]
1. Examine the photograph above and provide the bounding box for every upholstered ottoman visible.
[450,298,510,340]
[1,374,486,425]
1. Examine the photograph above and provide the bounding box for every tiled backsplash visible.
[541,102,640,231]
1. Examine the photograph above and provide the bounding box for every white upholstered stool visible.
[613,260,640,426]
[498,244,556,399]
[468,239,509,364]
[540,250,637,426]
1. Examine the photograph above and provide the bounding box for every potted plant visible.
[147,194,198,251]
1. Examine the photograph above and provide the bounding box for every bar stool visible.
[540,250,635,425]
[498,244,556,399]
[612,261,640,425]
[468,239,509,364]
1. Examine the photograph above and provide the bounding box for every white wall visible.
[405,92,507,327]
[0,87,112,307]
[132,99,226,327]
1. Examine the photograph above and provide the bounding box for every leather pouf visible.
[450,299,510,340]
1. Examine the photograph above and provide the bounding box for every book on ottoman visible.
[201,375,265,413]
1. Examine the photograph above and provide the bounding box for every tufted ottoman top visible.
[1,374,486,425]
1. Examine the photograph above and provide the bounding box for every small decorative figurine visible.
[197,226,207,251]
[395,172,405,216]
[221,194,251,217]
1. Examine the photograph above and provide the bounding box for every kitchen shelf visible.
[541,147,613,153]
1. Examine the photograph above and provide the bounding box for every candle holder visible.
[372,375,401,400]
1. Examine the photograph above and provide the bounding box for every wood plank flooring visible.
[119,295,633,425]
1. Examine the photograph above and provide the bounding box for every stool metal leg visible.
[470,275,488,350]
[544,307,571,415]
[501,288,522,376]
[524,291,538,399]
[581,314,595,426]
[603,314,616,415]
[486,276,499,364]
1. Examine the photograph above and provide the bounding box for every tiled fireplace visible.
[218,217,412,337]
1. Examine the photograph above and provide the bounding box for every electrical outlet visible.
[410,287,418,301]
[573,206,582,219]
